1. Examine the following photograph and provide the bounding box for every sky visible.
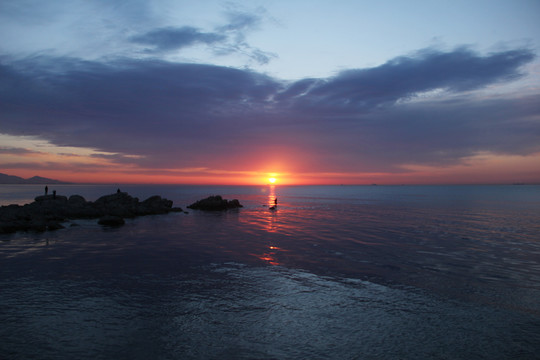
[1,0,540,185]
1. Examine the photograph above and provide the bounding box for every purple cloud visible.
[288,48,535,113]
[0,147,40,155]
[1,47,538,174]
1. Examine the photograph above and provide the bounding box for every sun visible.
[268,177,277,184]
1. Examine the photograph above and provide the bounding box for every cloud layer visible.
[130,26,226,52]
[1,47,539,178]
[127,9,275,65]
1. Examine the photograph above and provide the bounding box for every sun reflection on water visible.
[253,245,284,266]
[263,185,279,232]
[268,185,277,208]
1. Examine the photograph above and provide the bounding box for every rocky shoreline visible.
[1,192,245,235]
[0,191,183,234]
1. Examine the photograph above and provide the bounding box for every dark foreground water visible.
[1,185,540,359]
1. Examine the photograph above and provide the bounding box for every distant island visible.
[0,172,70,185]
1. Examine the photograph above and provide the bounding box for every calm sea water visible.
[1,184,540,359]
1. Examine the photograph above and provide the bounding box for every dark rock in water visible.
[98,216,125,226]
[187,195,243,211]
[29,220,47,232]
[34,194,68,203]
[94,192,140,218]
[68,195,86,205]
[139,195,173,215]
[47,221,65,231]
[228,199,242,208]
[0,191,182,234]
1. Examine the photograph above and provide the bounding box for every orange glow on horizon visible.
[2,136,540,186]
[4,165,540,185]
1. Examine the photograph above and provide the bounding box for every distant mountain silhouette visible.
[0,173,69,184]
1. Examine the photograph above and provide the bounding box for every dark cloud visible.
[289,48,535,113]
[0,47,538,174]
[130,26,226,52]
[334,95,540,169]
[0,147,40,155]
[128,10,275,65]
[0,56,282,162]
[0,160,119,172]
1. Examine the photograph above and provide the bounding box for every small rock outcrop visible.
[68,195,86,205]
[140,195,174,215]
[0,191,183,234]
[98,215,126,227]
[187,195,243,211]
[35,194,68,203]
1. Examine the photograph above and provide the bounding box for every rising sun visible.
[268,177,277,184]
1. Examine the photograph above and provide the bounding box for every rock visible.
[139,195,173,215]
[47,221,65,231]
[142,195,171,208]
[0,191,182,234]
[228,199,242,208]
[29,219,47,232]
[187,195,243,211]
[94,192,140,217]
[68,195,86,205]
[34,194,68,203]
[98,216,125,226]
[95,192,138,206]
[68,205,103,219]
[0,222,18,234]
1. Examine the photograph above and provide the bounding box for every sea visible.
[1,184,539,359]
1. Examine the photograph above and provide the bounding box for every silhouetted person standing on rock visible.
[45,186,48,195]
[53,190,56,199]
